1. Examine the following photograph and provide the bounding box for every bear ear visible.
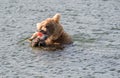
[52,13,61,23]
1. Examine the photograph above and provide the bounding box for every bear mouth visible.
[39,30,47,34]
[39,30,51,36]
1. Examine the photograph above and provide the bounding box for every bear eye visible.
[46,25,49,28]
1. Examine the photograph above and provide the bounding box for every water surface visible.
[0,0,120,78]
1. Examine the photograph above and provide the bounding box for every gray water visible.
[0,0,120,78]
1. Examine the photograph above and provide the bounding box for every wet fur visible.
[29,13,72,48]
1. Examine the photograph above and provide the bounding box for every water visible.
[0,0,120,78]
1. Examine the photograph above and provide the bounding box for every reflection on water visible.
[73,33,96,43]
